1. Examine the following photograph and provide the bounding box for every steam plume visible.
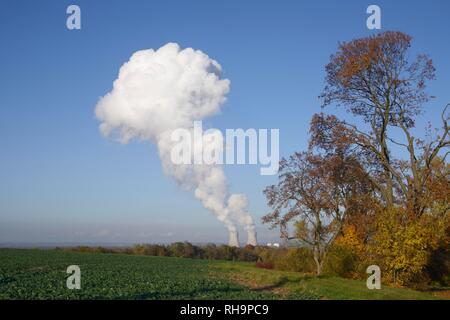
[95,43,255,244]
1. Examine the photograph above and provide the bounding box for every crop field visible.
[0,249,276,299]
[0,249,443,300]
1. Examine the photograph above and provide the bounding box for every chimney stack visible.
[228,230,240,247]
[247,229,257,246]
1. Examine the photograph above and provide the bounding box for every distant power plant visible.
[228,229,258,247]
[266,243,280,248]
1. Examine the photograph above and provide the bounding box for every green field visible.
[0,249,444,300]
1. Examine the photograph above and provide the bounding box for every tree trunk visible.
[315,260,323,275]
[313,249,324,275]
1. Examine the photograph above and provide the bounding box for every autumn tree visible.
[262,136,373,274]
[309,113,381,244]
[314,31,449,285]
[263,31,448,284]
[317,31,449,218]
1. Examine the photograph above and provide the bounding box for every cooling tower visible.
[228,230,240,247]
[247,229,257,246]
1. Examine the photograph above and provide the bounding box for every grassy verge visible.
[210,261,446,300]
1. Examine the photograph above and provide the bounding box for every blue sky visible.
[0,0,449,244]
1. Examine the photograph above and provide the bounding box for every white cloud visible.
[95,43,255,241]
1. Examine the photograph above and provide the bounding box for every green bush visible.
[274,248,315,273]
[254,247,315,273]
[323,244,362,278]
[425,242,450,286]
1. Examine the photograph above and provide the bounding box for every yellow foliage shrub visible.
[370,208,447,288]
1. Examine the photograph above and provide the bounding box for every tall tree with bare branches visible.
[319,31,449,216]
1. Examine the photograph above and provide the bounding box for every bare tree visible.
[319,31,449,216]
[262,148,373,274]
